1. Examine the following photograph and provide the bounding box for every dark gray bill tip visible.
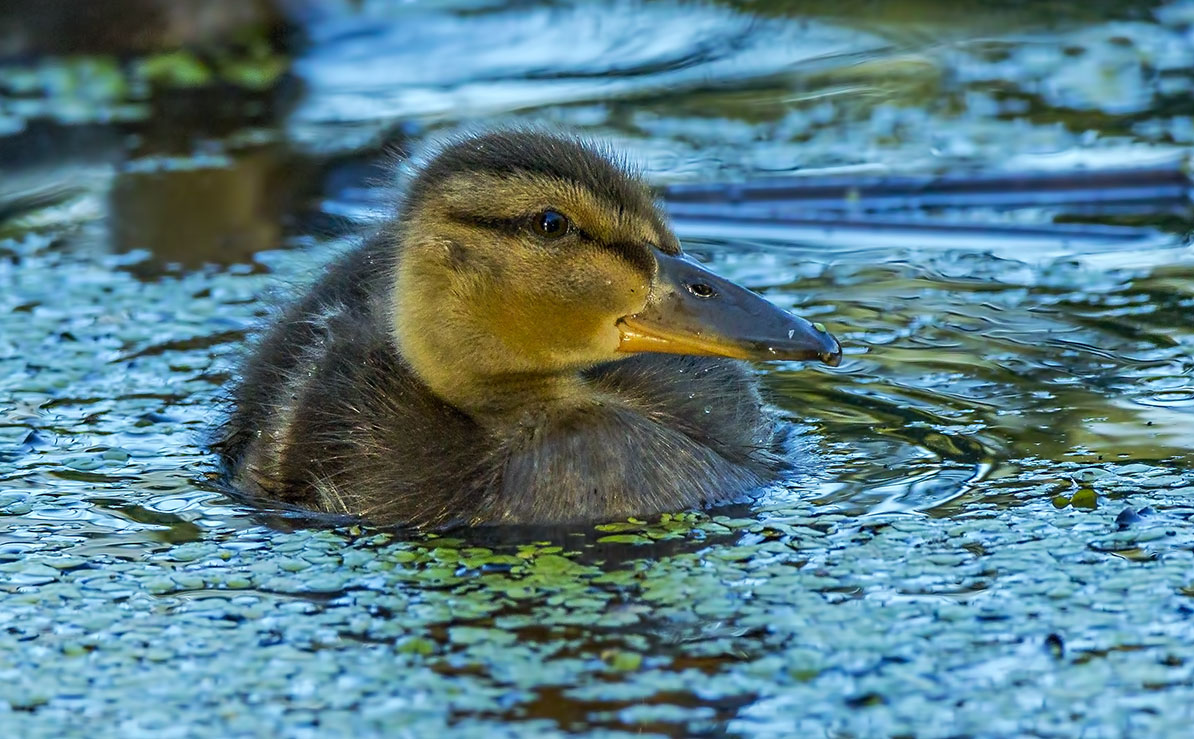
[820,343,843,367]
[763,320,842,366]
[810,321,842,367]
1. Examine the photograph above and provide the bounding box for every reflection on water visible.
[1,0,1194,735]
[109,150,289,267]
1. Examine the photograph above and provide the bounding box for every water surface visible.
[2,1,1193,736]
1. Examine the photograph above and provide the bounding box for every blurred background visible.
[3,0,1192,264]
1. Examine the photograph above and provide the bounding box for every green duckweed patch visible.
[0,45,288,131]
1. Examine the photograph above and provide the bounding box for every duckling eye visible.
[533,210,569,239]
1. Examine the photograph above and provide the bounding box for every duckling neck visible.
[437,370,591,420]
[391,308,592,418]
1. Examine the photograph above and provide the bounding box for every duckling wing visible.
[215,240,394,468]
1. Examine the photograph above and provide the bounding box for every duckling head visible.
[390,131,840,416]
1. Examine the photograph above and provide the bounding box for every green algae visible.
[0,44,288,130]
[138,52,213,88]
[1071,487,1100,509]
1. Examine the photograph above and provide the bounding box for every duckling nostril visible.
[686,282,717,299]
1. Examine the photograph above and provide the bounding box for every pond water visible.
[2,1,1194,736]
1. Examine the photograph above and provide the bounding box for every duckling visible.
[216,131,841,528]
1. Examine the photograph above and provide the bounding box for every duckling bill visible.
[617,250,840,363]
[216,131,841,528]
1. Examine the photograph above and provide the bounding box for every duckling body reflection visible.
[218,132,840,528]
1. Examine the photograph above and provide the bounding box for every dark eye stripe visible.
[444,210,656,278]
[445,210,525,233]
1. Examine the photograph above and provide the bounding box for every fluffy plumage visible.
[216,131,819,528]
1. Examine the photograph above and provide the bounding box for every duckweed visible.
[1071,488,1099,509]
[4,1,1194,736]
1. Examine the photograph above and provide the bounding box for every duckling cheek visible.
[585,268,649,318]
[593,320,624,357]
[583,287,646,359]
[621,281,650,317]
[541,320,622,367]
